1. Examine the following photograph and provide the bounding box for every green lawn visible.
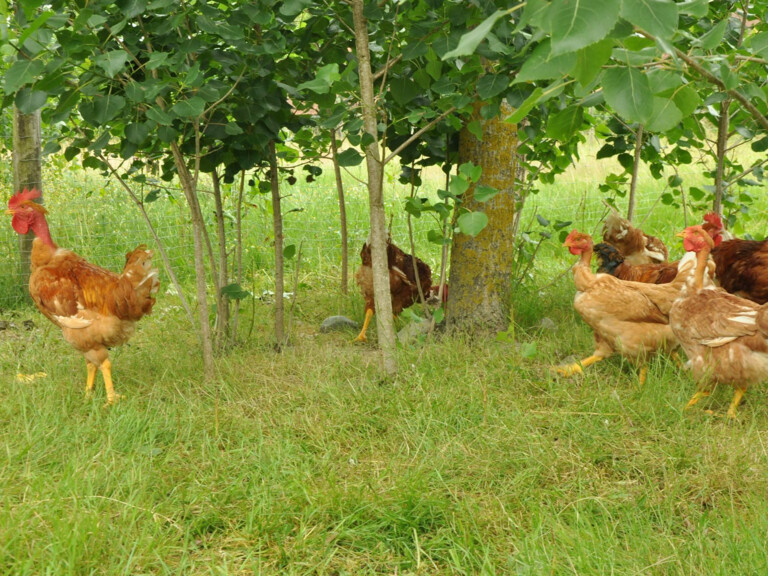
[2,153,768,574]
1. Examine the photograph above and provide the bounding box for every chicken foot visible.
[551,354,604,377]
[354,308,374,342]
[85,361,98,398]
[726,387,747,419]
[84,357,122,406]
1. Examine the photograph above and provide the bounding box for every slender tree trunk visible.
[13,107,41,283]
[212,170,230,348]
[627,124,644,222]
[714,99,730,216]
[171,143,215,379]
[330,131,349,295]
[447,103,519,335]
[351,0,397,376]
[270,141,286,350]
[231,171,245,344]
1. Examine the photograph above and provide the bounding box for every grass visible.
[2,148,768,574]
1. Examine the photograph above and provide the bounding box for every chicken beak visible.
[4,209,14,216]
[675,231,685,238]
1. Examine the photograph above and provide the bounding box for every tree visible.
[447,103,519,334]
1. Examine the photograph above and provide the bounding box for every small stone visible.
[537,317,557,331]
[320,315,360,333]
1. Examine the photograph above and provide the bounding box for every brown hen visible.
[670,225,768,418]
[553,229,717,385]
[7,189,159,405]
[354,235,431,342]
[602,206,668,265]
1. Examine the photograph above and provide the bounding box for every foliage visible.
[447,0,768,224]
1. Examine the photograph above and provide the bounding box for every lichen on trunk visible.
[447,103,519,335]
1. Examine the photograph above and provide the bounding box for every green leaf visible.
[428,229,451,245]
[506,87,544,124]
[221,283,252,301]
[125,122,151,145]
[514,41,576,83]
[283,244,296,260]
[279,0,312,16]
[602,67,653,124]
[645,97,682,132]
[146,51,169,70]
[390,77,420,105]
[147,106,173,126]
[144,188,162,203]
[693,19,728,51]
[336,148,363,167]
[443,10,507,60]
[467,120,483,141]
[171,96,206,118]
[671,85,700,116]
[80,94,126,124]
[573,39,613,87]
[548,0,620,55]
[476,74,509,100]
[546,105,583,140]
[15,88,47,113]
[746,32,768,59]
[297,63,340,94]
[677,0,708,17]
[4,59,44,93]
[17,11,53,50]
[620,0,678,40]
[450,176,470,197]
[459,163,482,182]
[474,185,498,202]
[404,197,424,217]
[752,137,768,152]
[94,50,129,78]
[536,214,550,227]
[457,211,489,237]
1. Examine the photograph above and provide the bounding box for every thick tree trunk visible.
[171,143,215,380]
[351,0,397,376]
[330,131,349,295]
[270,141,286,350]
[13,107,41,282]
[447,103,519,335]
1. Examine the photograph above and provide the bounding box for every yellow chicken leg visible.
[100,359,123,406]
[85,362,98,398]
[354,308,374,342]
[551,354,604,377]
[726,388,746,419]
[638,366,648,387]
[685,390,711,409]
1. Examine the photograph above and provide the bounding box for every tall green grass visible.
[2,148,768,574]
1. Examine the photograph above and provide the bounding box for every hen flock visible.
[7,187,768,419]
[557,207,768,418]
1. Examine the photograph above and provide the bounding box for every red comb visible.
[8,188,42,210]
[703,212,723,229]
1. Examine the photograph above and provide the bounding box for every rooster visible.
[354,234,432,342]
[595,212,724,284]
[602,205,668,265]
[6,188,159,405]
[670,225,768,418]
[553,228,720,385]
